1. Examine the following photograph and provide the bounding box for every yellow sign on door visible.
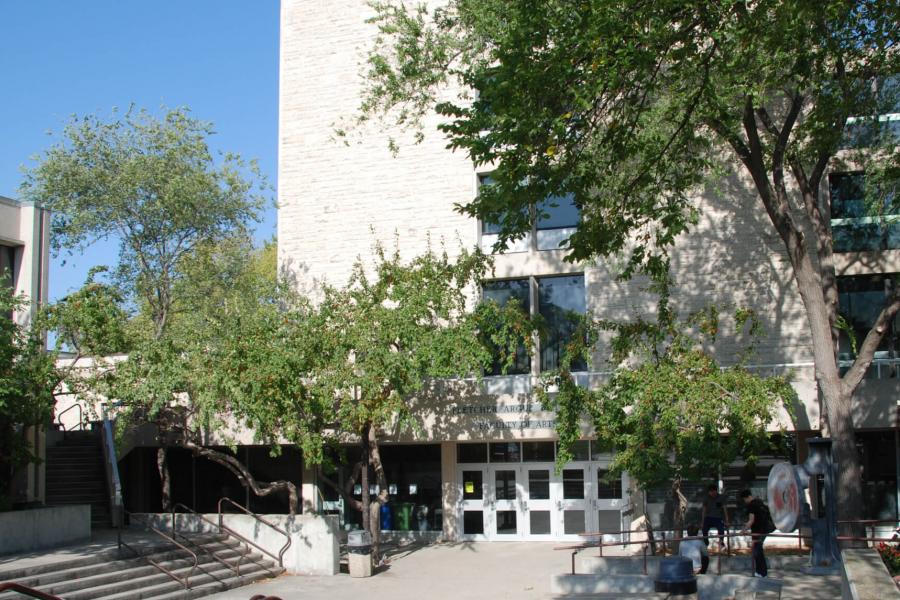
[464,481,474,494]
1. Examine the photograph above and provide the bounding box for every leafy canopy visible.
[542,280,796,488]
[363,0,899,277]
[213,242,508,466]
[21,106,268,336]
[0,288,57,498]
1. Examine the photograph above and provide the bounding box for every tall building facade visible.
[1,195,51,505]
[277,0,898,540]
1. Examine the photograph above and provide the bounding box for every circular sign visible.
[767,462,801,532]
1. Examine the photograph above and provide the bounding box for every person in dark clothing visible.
[739,489,773,577]
[700,484,729,549]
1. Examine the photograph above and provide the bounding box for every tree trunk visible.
[367,424,390,563]
[792,268,866,545]
[360,423,370,534]
[157,447,171,511]
[670,478,687,554]
[182,441,300,514]
[822,386,866,544]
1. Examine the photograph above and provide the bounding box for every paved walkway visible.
[202,542,843,600]
[0,535,845,599]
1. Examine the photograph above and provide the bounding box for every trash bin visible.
[347,529,373,578]
[393,502,414,531]
[380,503,393,530]
[654,556,696,595]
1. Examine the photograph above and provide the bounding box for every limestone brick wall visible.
[276,0,842,436]
[278,0,477,298]
[278,0,815,369]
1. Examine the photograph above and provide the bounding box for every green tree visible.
[542,278,795,541]
[0,288,57,509]
[212,243,518,557]
[362,0,900,530]
[21,106,267,339]
[22,107,298,511]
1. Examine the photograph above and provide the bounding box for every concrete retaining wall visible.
[841,548,900,599]
[0,505,91,555]
[131,512,340,576]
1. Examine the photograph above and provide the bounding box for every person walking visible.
[739,489,775,578]
[700,484,729,549]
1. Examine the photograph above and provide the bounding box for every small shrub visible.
[877,540,900,576]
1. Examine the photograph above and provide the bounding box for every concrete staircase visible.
[0,533,284,599]
[45,430,111,529]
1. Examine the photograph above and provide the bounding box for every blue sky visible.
[0,1,280,301]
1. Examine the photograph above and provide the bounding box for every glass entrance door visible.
[523,466,554,539]
[459,467,488,540]
[489,466,521,538]
[595,466,626,541]
[558,465,591,540]
[455,441,626,541]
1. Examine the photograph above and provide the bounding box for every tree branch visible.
[182,440,299,514]
[842,288,900,395]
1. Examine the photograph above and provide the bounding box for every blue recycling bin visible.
[380,502,393,530]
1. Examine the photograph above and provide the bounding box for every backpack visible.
[754,499,777,533]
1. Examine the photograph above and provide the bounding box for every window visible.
[856,431,898,520]
[1,245,15,321]
[538,275,587,372]
[1,244,15,290]
[830,172,900,252]
[536,193,579,230]
[842,74,900,148]
[837,274,899,360]
[477,174,580,252]
[489,442,521,463]
[481,274,587,375]
[481,279,531,375]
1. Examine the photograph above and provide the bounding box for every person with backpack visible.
[739,489,776,577]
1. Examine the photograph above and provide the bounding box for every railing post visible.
[571,550,576,575]
[643,546,648,576]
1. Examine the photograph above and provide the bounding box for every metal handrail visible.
[217,497,291,568]
[55,402,85,431]
[171,502,247,576]
[0,582,63,600]
[119,511,199,589]
[557,527,900,576]
[100,407,124,527]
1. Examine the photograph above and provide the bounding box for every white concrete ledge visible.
[131,512,340,576]
[841,548,900,599]
[0,505,91,555]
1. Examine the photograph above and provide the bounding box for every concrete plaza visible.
[202,541,844,600]
[0,533,845,599]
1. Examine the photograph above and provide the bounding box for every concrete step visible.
[90,560,282,600]
[551,573,783,600]
[47,548,274,599]
[575,554,810,577]
[0,534,281,600]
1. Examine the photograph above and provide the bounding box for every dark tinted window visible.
[482,279,531,375]
[536,193,579,230]
[538,275,586,371]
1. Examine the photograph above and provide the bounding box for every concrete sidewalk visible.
[201,542,844,600]
[204,541,574,600]
[0,535,844,600]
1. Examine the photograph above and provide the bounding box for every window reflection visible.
[837,274,899,361]
[830,172,900,252]
[482,279,531,375]
[538,275,587,371]
[536,193,579,230]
